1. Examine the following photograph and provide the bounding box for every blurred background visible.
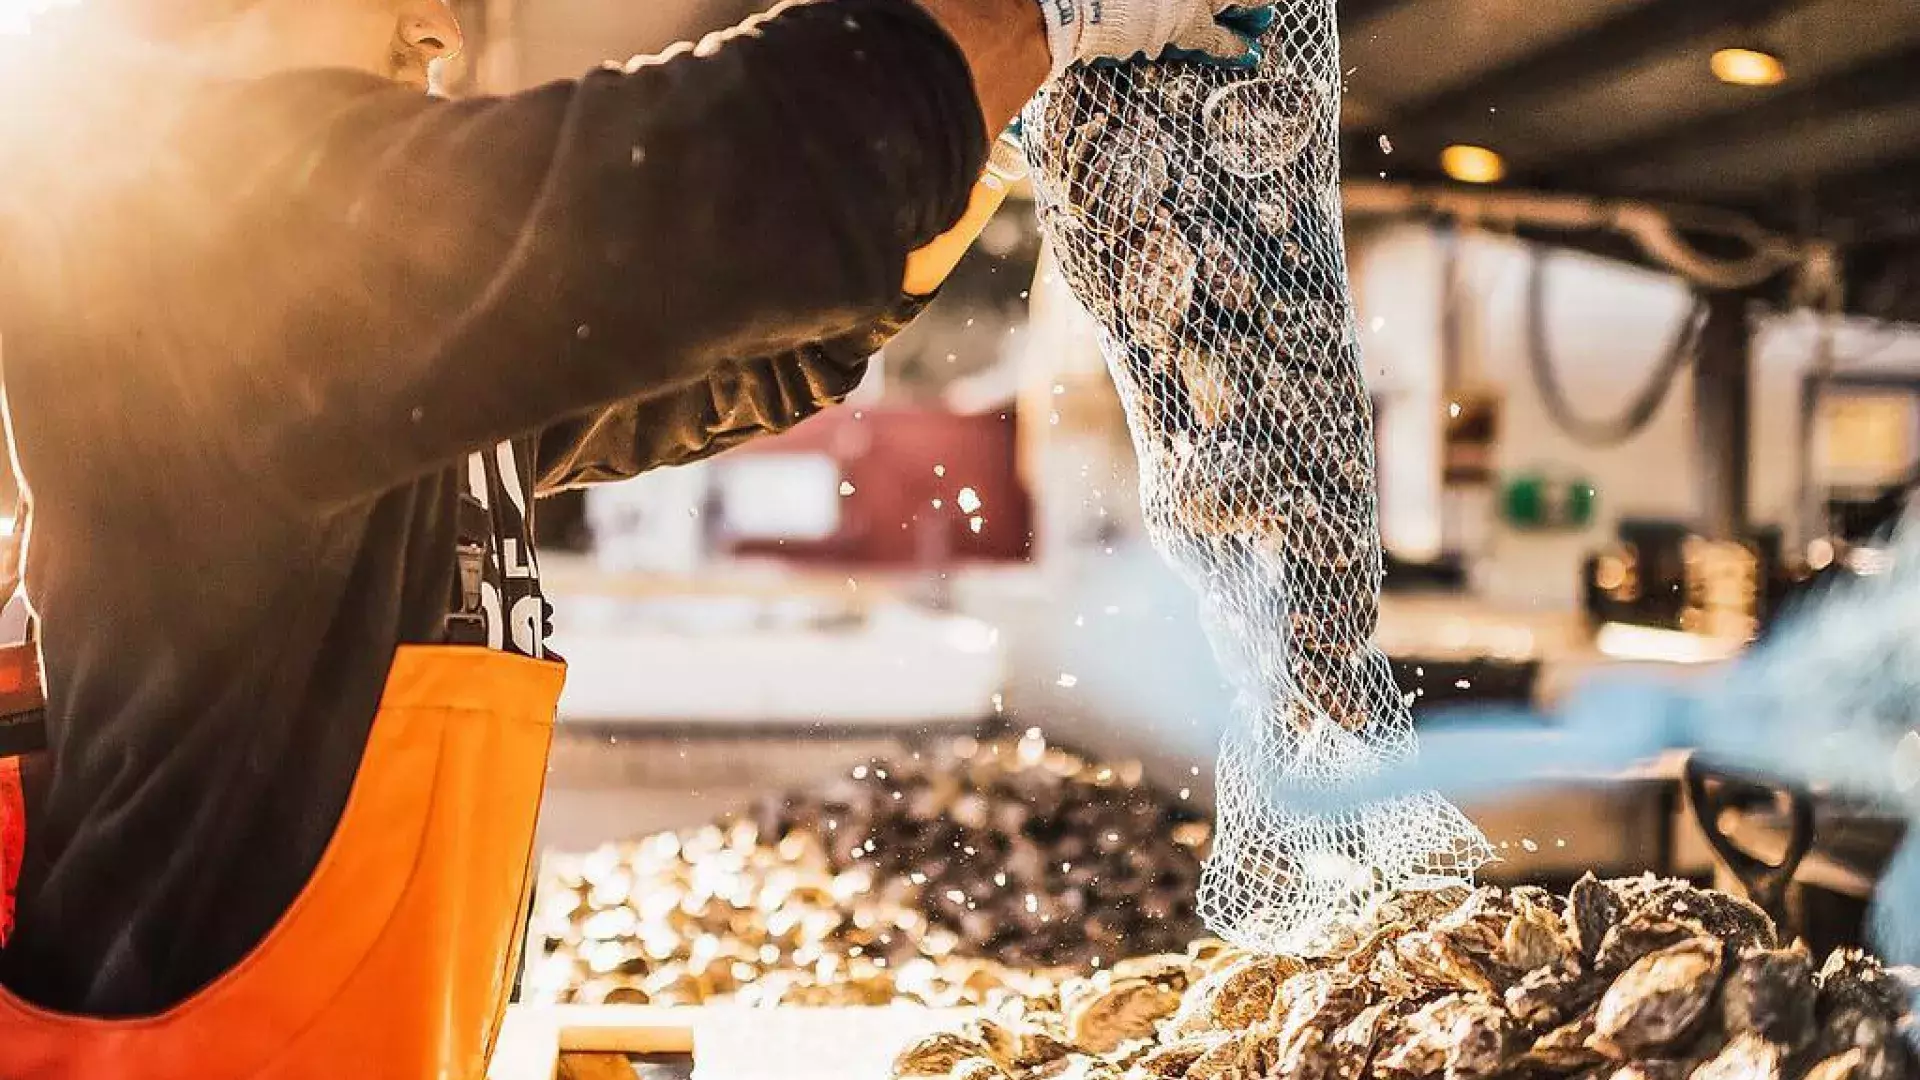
[430,0,1920,1009]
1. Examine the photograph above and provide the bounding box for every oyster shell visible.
[1068,977,1184,1053]
[1687,1032,1781,1080]
[1636,887,1775,955]
[1508,966,1607,1030]
[1182,1028,1275,1080]
[1128,1032,1232,1079]
[1608,1061,1694,1080]
[951,1060,1011,1080]
[1529,1004,1607,1072]
[1569,874,1630,964]
[1596,916,1707,974]
[1721,946,1815,1048]
[1591,938,1726,1058]
[894,1033,992,1079]
[1374,995,1511,1079]
[1505,898,1581,974]
[1110,954,1199,993]
[1805,1048,1871,1080]
[1168,955,1299,1036]
[1819,949,1910,1021]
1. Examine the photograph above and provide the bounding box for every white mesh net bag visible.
[1021,0,1493,951]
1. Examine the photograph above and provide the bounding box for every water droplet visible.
[838,481,856,496]
[1378,134,1394,155]
[576,324,591,340]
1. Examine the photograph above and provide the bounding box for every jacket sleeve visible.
[534,299,922,493]
[187,0,986,511]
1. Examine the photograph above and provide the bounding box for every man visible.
[0,0,1266,1072]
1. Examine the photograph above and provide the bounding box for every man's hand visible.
[1041,0,1274,75]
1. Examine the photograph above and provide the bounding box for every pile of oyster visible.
[530,734,1209,1005]
[893,876,1919,1080]
[752,733,1211,969]
[527,821,1056,1007]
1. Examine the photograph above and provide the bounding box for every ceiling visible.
[1339,0,1920,243]
[496,0,1920,319]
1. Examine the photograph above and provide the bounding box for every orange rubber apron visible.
[0,644,564,1080]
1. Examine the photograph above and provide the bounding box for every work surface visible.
[492,1005,972,1080]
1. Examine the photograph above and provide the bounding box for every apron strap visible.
[0,494,44,758]
[0,494,42,947]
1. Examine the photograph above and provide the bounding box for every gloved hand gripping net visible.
[1021,0,1492,950]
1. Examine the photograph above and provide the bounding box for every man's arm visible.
[533,306,916,492]
[172,0,1027,511]
[916,0,1049,134]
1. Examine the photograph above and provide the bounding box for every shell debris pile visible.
[892,876,1919,1080]
[529,734,1210,1005]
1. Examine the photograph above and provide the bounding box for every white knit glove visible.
[1036,0,1275,76]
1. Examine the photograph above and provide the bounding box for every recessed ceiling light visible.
[1711,47,1787,87]
[1441,144,1507,185]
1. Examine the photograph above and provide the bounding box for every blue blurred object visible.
[1265,531,1920,980]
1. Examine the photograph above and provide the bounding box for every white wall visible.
[1352,221,1920,607]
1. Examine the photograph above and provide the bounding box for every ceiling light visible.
[1711,47,1787,87]
[1440,145,1507,185]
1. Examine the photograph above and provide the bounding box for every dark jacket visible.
[0,0,984,1014]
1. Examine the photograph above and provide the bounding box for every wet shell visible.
[1596,916,1707,974]
[952,1060,1012,1080]
[1169,955,1298,1036]
[1277,1022,1367,1080]
[1372,997,1462,1078]
[1813,1006,1919,1080]
[1636,887,1776,955]
[960,1018,1023,1069]
[894,1033,992,1079]
[1015,1029,1078,1071]
[1185,939,1243,972]
[1182,1028,1276,1080]
[1448,1004,1523,1079]
[1529,1004,1607,1072]
[1721,947,1815,1048]
[1818,950,1909,1022]
[1103,1039,1160,1070]
[1069,977,1184,1053]
[1272,969,1375,1040]
[1569,874,1630,964]
[1507,966,1607,1030]
[1505,899,1581,974]
[1128,1032,1232,1079]
[1110,954,1199,994]
[1056,1056,1125,1080]
[1592,938,1726,1059]
[1688,1032,1782,1080]
[1395,916,1511,996]
[1608,1062,1694,1080]
[1328,1002,1392,1077]
[1200,75,1320,179]
[1805,1049,1871,1080]
[1118,210,1197,357]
